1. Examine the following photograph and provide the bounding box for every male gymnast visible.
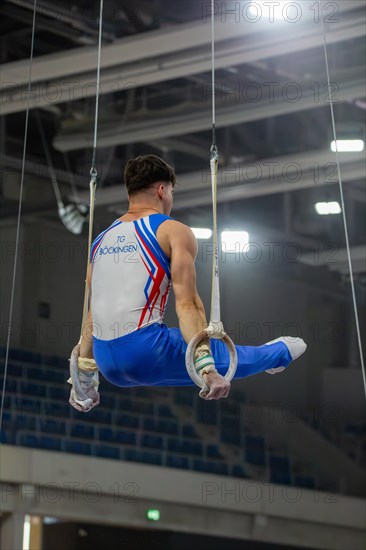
[69,155,306,410]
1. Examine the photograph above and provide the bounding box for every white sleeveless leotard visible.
[90,214,172,341]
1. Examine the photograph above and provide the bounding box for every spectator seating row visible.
[0,345,317,490]
[0,430,245,478]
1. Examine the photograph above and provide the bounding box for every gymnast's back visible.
[90,213,175,341]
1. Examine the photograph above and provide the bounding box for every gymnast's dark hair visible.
[124,154,176,195]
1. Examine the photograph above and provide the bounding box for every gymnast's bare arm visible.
[164,220,230,399]
[167,221,208,345]
[80,264,94,360]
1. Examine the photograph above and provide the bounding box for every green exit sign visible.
[146,509,160,521]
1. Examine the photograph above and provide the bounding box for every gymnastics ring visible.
[185,323,238,397]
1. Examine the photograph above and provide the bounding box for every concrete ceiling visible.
[1,2,364,115]
[0,0,365,272]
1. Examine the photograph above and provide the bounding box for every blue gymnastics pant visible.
[93,323,292,387]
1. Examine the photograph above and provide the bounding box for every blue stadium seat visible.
[158,405,174,418]
[95,445,120,460]
[269,455,290,470]
[102,380,119,394]
[206,444,221,458]
[115,430,136,445]
[182,424,199,439]
[143,418,156,432]
[143,418,178,435]
[48,386,68,400]
[15,414,37,431]
[117,414,139,429]
[71,424,94,439]
[41,354,65,368]
[166,455,190,469]
[269,455,291,485]
[192,459,205,472]
[210,462,228,476]
[1,411,12,428]
[140,434,164,450]
[39,436,62,451]
[221,400,241,416]
[196,399,218,425]
[134,387,151,398]
[141,451,162,465]
[220,426,241,446]
[175,388,195,406]
[220,416,241,445]
[27,367,48,381]
[40,419,66,435]
[270,470,292,485]
[167,438,202,455]
[0,378,17,393]
[101,395,115,408]
[21,382,46,398]
[2,396,11,410]
[192,460,228,475]
[294,475,315,489]
[245,435,266,466]
[130,401,154,415]
[64,440,92,455]
[47,370,66,384]
[82,409,112,425]
[9,349,41,363]
[99,428,136,445]
[124,449,140,462]
[125,449,162,466]
[232,464,247,478]
[18,397,41,414]
[44,402,70,418]
[221,416,240,431]
[0,429,12,444]
[99,428,115,442]
[7,362,22,377]
[118,398,132,410]
[18,433,39,448]
[159,420,179,435]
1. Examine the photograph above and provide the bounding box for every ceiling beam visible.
[1,4,97,45]
[145,137,209,160]
[1,7,364,115]
[299,246,366,274]
[2,0,361,86]
[53,68,365,151]
[4,0,115,41]
[1,153,87,188]
[75,149,365,207]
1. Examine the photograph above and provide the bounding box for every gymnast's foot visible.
[265,336,307,375]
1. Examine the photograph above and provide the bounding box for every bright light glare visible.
[191,228,212,239]
[331,140,364,152]
[147,509,160,521]
[221,231,249,250]
[248,1,291,20]
[22,515,30,550]
[315,202,341,215]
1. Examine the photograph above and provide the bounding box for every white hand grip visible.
[185,328,238,392]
